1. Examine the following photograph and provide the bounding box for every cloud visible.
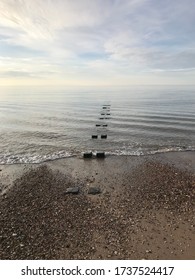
[0,0,195,84]
[0,0,145,48]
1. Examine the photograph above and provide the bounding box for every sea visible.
[0,85,195,164]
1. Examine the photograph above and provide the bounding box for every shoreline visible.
[0,151,195,259]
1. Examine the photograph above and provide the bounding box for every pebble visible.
[88,186,101,195]
[146,250,152,253]
[65,187,79,194]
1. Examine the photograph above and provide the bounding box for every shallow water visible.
[0,85,195,164]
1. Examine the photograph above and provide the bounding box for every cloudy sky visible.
[0,0,195,86]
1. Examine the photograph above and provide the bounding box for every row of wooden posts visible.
[83,104,111,159]
[91,104,111,139]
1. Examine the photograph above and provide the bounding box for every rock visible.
[65,187,79,194]
[146,249,152,253]
[88,186,101,195]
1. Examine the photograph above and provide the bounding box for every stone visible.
[88,186,101,195]
[146,249,152,253]
[65,187,79,194]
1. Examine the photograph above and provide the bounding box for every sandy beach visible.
[0,151,195,260]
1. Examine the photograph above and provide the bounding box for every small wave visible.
[107,146,195,156]
[1,146,194,164]
[0,151,74,164]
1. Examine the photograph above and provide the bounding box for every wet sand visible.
[0,152,195,260]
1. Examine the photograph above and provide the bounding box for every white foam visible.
[105,146,195,156]
[0,146,194,164]
[0,151,73,164]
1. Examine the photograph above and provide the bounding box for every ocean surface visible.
[0,85,195,164]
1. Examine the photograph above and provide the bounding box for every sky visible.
[0,0,195,86]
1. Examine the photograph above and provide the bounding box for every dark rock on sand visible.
[65,187,79,194]
[88,186,101,195]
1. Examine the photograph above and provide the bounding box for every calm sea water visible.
[0,85,195,164]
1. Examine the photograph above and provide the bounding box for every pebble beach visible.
[0,152,195,260]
